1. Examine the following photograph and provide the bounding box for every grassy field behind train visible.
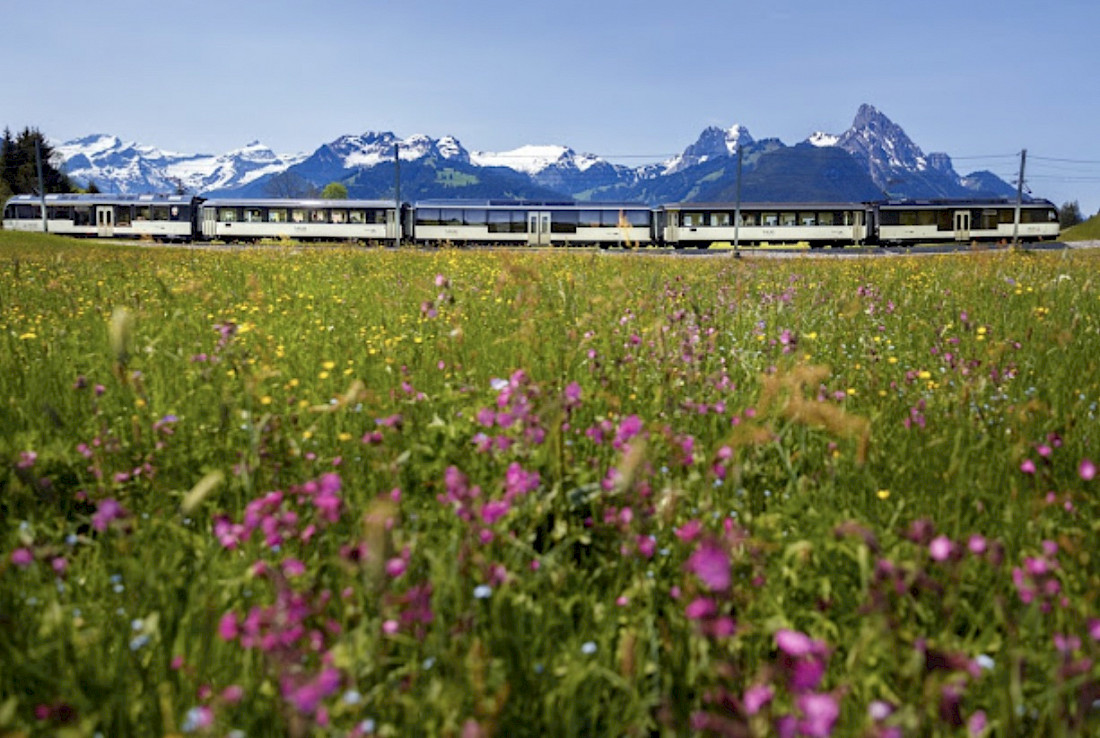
[2,230,1099,736]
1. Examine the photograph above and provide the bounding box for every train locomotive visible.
[3,193,1061,248]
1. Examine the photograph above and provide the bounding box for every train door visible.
[201,206,217,239]
[527,211,551,246]
[851,210,865,244]
[665,210,680,244]
[386,209,399,243]
[96,206,114,238]
[953,210,971,241]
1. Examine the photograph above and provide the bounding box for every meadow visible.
[1,232,1099,737]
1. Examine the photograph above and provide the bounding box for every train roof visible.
[661,201,868,210]
[200,198,397,208]
[4,193,193,206]
[413,199,650,209]
[878,198,1056,208]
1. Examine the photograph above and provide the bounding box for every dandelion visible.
[876,489,890,500]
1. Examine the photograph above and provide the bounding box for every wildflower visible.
[967,535,987,555]
[1019,459,1036,475]
[797,692,839,738]
[685,597,716,620]
[92,498,127,532]
[11,548,34,568]
[580,641,597,655]
[929,535,954,562]
[743,684,774,715]
[967,711,987,736]
[686,540,730,592]
[17,450,37,469]
[473,585,492,599]
[181,705,213,733]
[218,612,239,641]
[1080,458,1096,481]
[222,685,244,703]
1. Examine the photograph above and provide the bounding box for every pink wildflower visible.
[686,539,730,592]
[743,684,774,715]
[1079,458,1096,481]
[1019,459,1036,475]
[929,535,954,562]
[797,692,839,738]
[11,548,34,568]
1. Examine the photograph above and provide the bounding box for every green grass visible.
[2,229,1100,737]
[1062,213,1100,240]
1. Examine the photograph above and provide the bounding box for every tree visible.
[0,127,73,196]
[85,179,101,194]
[321,182,348,199]
[1059,201,1083,228]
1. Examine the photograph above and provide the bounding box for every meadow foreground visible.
[2,233,1099,737]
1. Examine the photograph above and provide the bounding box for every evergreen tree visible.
[0,128,15,202]
[0,127,73,196]
[1058,201,1083,228]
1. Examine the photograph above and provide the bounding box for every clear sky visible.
[5,0,1099,213]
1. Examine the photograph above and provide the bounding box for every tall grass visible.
[2,231,1099,736]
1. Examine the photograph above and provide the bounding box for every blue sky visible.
[6,0,1099,212]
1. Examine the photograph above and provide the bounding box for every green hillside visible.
[1062,214,1100,241]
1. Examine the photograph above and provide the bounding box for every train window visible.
[738,212,758,227]
[917,211,937,227]
[291,209,306,223]
[416,208,440,226]
[487,210,509,233]
[48,206,73,220]
[440,209,462,226]
[348,210,365,224]
[711,212,731,227]
[269,208,288,223]
[330,210,347,224]
[551,211,578,234]
[1021,208,1057,223]
[152,206,170,220]
[172,205,188,221]
[762,212,778,226]
[780,212,797,227]
[310,209,328,223]
[243,208,263,223]
[74,207,91,226]
[219,208,238,222]
[817,212,835,226]
[370,209,388,224]
[899,211,918,226]
[463,209,487,226]
[626,210,651,227]
[683,212,704,227]
[116,206,132,226]
[578,210,601,228]
[799,213,816,226]
[134,206,151,221]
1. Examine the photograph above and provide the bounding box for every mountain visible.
[56,135,306,195]
[54,105,1025,205]
[810,104,1012,199]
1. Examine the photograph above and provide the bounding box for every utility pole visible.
[1012,148,1027,249]
[35,137,48,233]
[733,144,743,256]
[394,142,401,248]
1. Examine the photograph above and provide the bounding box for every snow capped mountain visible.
[57,134,305,194]
[52,104,1021,204]
[807,131,839,148]
[662,124,753,175]
[471,145,603,175]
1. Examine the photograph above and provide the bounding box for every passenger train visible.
[2,193,1060,248]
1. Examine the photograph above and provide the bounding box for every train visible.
[2,193,1061,248]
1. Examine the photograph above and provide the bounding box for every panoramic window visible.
[551,210,578,234]
[440,209,462,226]
[268,209,288,223]
[291,209,306,223]
[74,206,91,226]
[245,208,263,223]
[578,210,601,228]
[348,210,365,224]
[463,209,487,226]
[780,212,797,227]
[310,209,328,223]
[416,208,440,226]
[219,208,237,222]
[799,213,817,226]
[134,206,151,221]
[762,212,778,226]
[152,206,170,221]
[683,212,704,227]
[817,212,835,226]
[330,210,347,224]
[115,206,132,226]
[739,212,758,227]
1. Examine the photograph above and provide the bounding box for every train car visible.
[659,202,872,248]
[411,200,655,247]
[198,198,401,243]
[874,199,1059,245]
[2,193,197,240]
